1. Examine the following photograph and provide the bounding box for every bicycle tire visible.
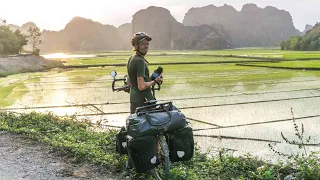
[152,135,170,180]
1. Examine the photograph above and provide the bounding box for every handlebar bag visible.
[127,136,160,173]
[167,126,194,162]
[127,109,187,138]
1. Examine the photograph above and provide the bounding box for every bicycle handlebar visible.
[113,85,130,92]
[111,77,129,92]
[110,70,161,95]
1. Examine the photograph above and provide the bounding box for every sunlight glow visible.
[42,53,96,59]
[1,0,319,31]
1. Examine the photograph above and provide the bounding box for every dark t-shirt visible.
[127,54,154,103]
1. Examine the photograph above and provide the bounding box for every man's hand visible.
[155,74,163,85]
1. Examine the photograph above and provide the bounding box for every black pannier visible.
[115,126,127,155]
[167,126,194,162]
[127,109,187,138]
[127,136,160,173]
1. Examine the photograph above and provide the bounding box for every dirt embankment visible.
[0,55,64,75]
[0,132,119,180]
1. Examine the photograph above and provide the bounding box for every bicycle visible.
[110,70,175,180]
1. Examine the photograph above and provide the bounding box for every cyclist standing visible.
[124,32,163,170]
[127,32,163,114]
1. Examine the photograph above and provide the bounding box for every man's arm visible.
[137,77,155,91]
[137,75,163,91]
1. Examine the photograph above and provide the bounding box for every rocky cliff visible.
[40,17,122,53]
[132,6,231,50]
[183,4,301,47]
[8,22,38,34]
[303,24,314,35]
[37,6,232,52]
[7,4,303,52]
[117,23,132,50]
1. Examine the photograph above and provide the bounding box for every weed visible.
[268,108,320,179]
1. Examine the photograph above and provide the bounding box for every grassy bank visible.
[0,71,17,77]
[1,111,319,179]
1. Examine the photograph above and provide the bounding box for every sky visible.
[1,0,319,32]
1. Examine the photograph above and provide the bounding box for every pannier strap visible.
[136,101,173,115]
[145,108,171,126]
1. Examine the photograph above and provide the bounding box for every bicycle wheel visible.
[151,135,170,180]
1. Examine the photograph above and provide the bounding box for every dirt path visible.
[0,132,119,180]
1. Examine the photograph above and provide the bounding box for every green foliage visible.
[268,108,320,179]
[289,37,301,50]
[167,150,280,180]
[296,153,320,179]
[281,23,320,51]
[14,29,28,49]
[0,112,126,172]
[1,111,320,179]
[28,27,42,56]
[0,19,28,55]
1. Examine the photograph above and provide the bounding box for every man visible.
[127,32,163,114]
[124,32,163,172]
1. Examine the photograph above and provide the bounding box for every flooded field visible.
[1,51,320,162]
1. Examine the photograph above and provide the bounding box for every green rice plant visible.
[0,73,43,107]
[283,53,320,60]
[2,83,28,106]
[0,85,15,106]
[242,60,320,68]
[64,56,128,66]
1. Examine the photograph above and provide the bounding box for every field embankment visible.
[0,55,64,77]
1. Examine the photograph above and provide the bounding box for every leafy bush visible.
[0,20,28,55]
[281,23,320,51]
[0,111,126,172]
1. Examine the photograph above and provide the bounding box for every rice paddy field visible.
[1,49,320,161]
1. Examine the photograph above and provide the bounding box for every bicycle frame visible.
[110,70,160,97]
[111,70,171,179]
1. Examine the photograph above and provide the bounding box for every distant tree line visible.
[280,22,320,51]
[0,19,28,55]
[0,19,42,55]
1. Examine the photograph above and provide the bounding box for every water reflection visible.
[42,53,96,59]
[6,66,320,160]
